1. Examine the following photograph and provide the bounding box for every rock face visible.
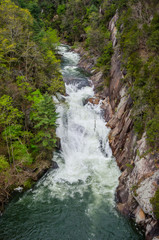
[107,14,159,240]
[77,12,159,240]
[135,206,146,224]
[108,13,159,240]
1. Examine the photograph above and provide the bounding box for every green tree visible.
[0,95,23,163]
[30,91,58,159]
[0,155,9,172]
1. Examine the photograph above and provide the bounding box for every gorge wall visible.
[108,13,159,240]
[76,12,159,240]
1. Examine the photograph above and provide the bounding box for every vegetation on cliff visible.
[150,187,159,219]
[116,1,159,151]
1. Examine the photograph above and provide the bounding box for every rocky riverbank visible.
[74,13,159,240]
[0,159,55,214]
[0,154,60,215]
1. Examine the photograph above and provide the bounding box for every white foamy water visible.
[32,45,120,212]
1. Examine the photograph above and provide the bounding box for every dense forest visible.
[0,0,159,215]
[0,0,65,205]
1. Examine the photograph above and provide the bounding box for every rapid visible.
[0,45,143,240]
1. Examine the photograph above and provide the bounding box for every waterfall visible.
[33,44,119,206]
[0,44,143,240]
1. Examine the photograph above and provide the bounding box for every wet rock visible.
[101,97,113,121]
[14,187,23,192]
[116,185,129,203]
[64,77,91,89]
[86,97,100,105]
[52,161,59,169]
[36,168,48,180]
[146,221,159,240]
[74,46,97,73]
[56,137,61,150]
[91,71,103,83]
[117,203,128,214]
[117,202,131,216]
[135,206,146,224]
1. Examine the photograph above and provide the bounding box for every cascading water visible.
[0,45,143,240]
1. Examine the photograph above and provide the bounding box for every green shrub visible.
[126,163,134,169]
[85,26,107,54]
[133,116,145,137]
[147,30,159,52]
[103,4,116,22]
[57,4,66,15]
[0,155,9,172]
[131,184,138,197]
[146,106,159,149]
[12,141,33,165]
[120,23,140,57]
[150,188,159,219]
[145,14,159,52]
[30,91,58,158]
[23,178,33,189]
[96,41,113,79]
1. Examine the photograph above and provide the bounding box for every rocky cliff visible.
[108,13,159,240]
[76,12,159,240]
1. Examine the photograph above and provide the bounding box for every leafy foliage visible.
[0,156,9,172]
[150,188,159,219]
[30,91,58,157]
[23,178,33,189]
[96,42,113,80]
[147,14,159,52]
[12,141,33,165]
[0,0,64,174]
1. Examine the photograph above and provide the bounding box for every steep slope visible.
[107,12,159,239]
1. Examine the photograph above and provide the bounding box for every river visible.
[0,45,143,240]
